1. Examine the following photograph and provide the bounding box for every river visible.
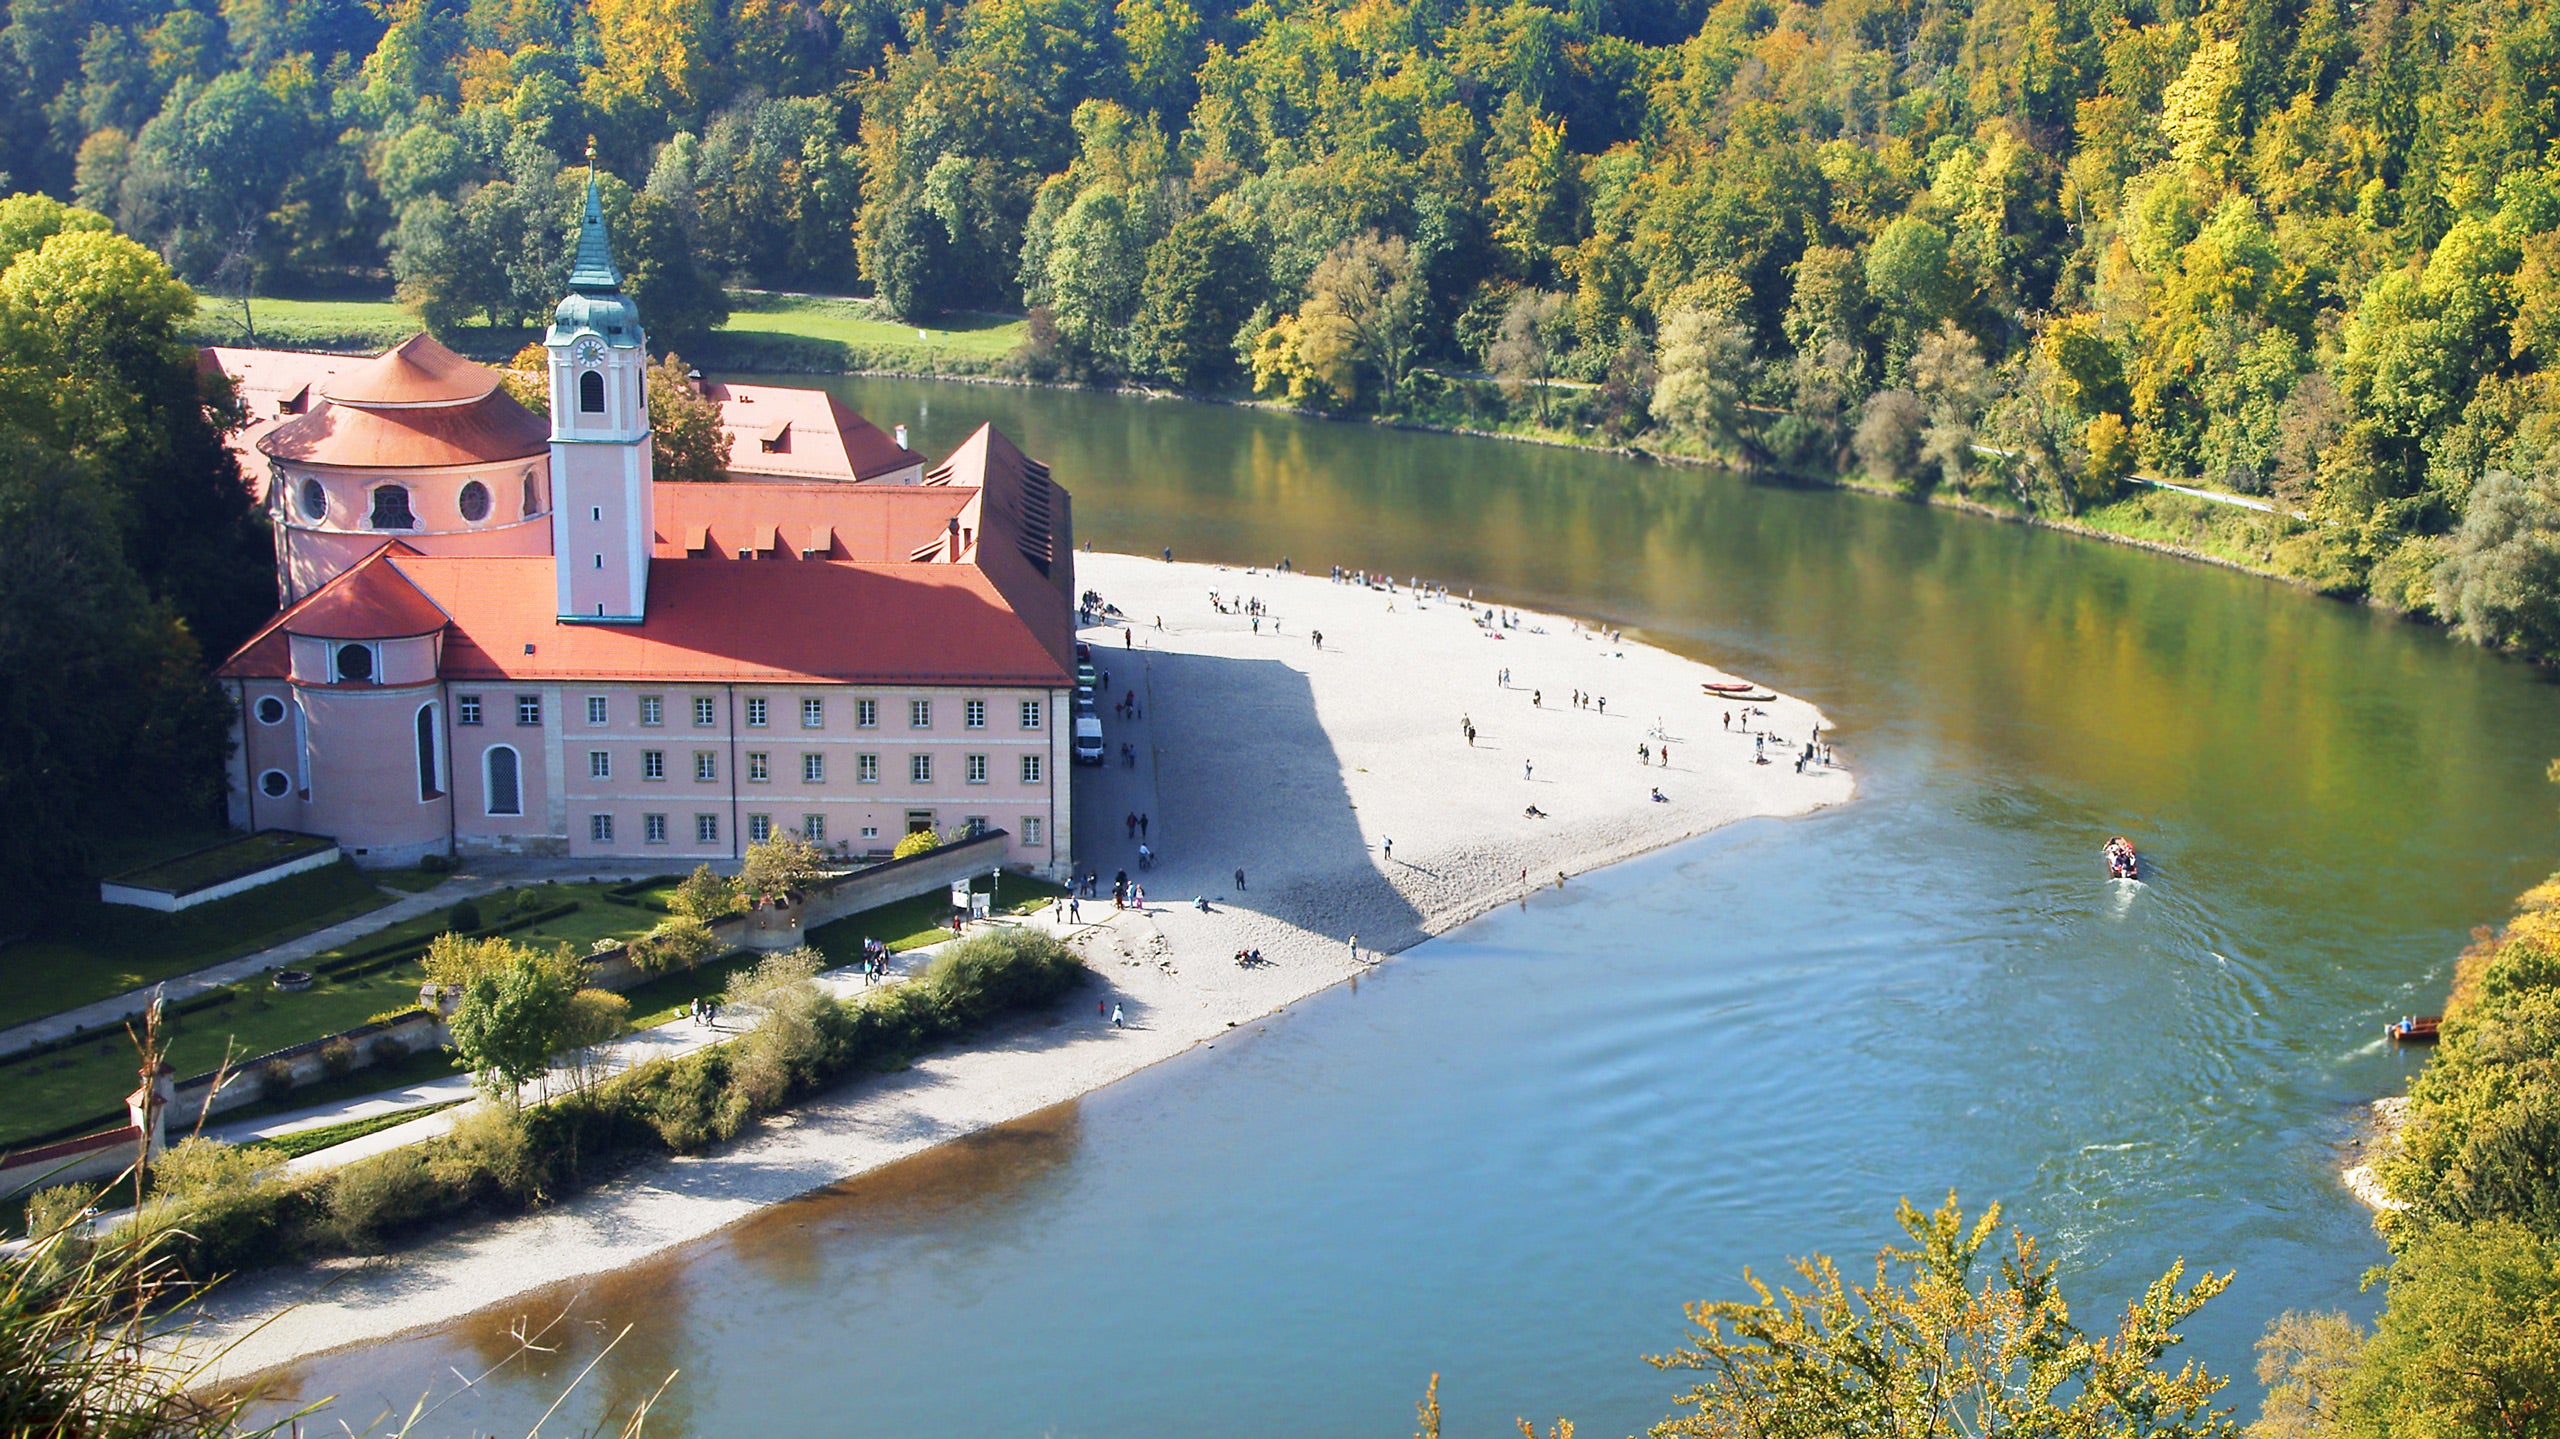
[268,378,2560,1437]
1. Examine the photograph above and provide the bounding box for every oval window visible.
[254,695,286,725]
[258,769,292,798]
[458,480,491,522]
[335,643,374,684]
[299,479,326,521]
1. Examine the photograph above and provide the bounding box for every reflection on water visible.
[271,379,2560,1436]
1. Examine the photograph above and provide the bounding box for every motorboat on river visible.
[2105,835,2140,881]
[2386,1015,2441,1044]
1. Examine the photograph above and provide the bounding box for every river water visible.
[273,380,2560,1437]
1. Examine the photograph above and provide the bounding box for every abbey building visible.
[211,178,1075,876]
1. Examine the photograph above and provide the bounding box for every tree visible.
[669,862,745,920]
[1854,389,1928,489]
[1487,290,1570,427]
[620,191,728,348]
[2248,1311,2366,1439]
[739,830,831,904]
[626,915,721,973]
[1304,232,1426,402]
[1647,1194,2236,1438]
[559,987,631,1092]
[446,942,585,1101]
[2436,464,2560,658]
[2338,1221,2560,1439]
[1130,212,1263,390]
[646,353,731,483]
[1864,217,1958,363]
[1651,307,1757,460]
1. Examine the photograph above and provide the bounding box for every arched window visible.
[369,485,414,529]
[334,643,373,684]
[457,480,490,522]
[579,370,605,414]
[298,479,326,521]
[485,745,521,816]
[416,703,443,801]
[522,471,543,518]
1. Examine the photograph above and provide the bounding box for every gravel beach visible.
[189,552,1852,1382]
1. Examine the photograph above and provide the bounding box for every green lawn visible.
[186,291,1029,374]
[0,860,396,1032]
[256,1100,466,1161]
[0,879,679,1151]
[806,878,1068,961]
[107,832,336,897]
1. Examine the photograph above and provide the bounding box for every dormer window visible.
[579,370,605,413]
[369,484,414,530]
[335,643,374,684]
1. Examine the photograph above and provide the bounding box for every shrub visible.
[446,898,483,931]
[626,914,721,973]
[427,1102,540,1204]
[258,1056,297,1096]
[323,1147,442,1245]
[921,928,1085,1027]
[669,864,744,921]
[418,853,456,874]
[512,885,548,914]
[891,827,943,860]
[318,1036,358,1079]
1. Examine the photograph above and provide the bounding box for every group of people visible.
[1115,690,1141,720]
[854,937,892,984]
[1637,741,1672,766]
[688,996,723,1026]
[1569,690,1607,713]
[1106,868,1147,910]
[1124,810,1152,840]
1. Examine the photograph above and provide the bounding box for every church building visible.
[213,178,1076,876]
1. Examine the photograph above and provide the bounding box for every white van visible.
[1074,713,1105,765]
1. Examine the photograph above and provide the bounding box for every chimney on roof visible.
[947,515,962,563]
[894,423,910,451]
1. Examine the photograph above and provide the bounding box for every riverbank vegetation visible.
[22,927,1083,1288]
[2242,866,2560,1439]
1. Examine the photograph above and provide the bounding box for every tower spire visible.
[568,137,622,292]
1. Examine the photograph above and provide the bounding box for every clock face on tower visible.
[573,338,604,365]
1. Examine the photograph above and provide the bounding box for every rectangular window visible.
[747,752,770,782]
[857,754,879,783]
[645,813,667,843]
[745,697,768,727]
[803,814,826,841]
[1021,816,1042,846]
[748,813,772,842]
[694,751,717,782]
[962,816,988,837]
[1019,699,1043,730]
[855,698,878,728]
[909,699,932,728]
[457,694,482,726]
[590,814,614,843]
[589,751,611,779]
[802,698,824,728]
[1021,753,1043,784]
[586,696,608,725]
[693,696,717,726]
[642,750,665,781]
[966,754,988,784]
[639,696,663,726]
[516,694,542,726]
[696,813,719,844]
[964,699,986,729]
[910,753,933,784]
[860,824,879,839]
[802,753,824,783]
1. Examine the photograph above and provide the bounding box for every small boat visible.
[2386,1016,2441,1044]
[1703,681,1757,694]
[2105,835,2140,881]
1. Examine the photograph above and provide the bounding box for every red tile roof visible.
[258,390,549,470]
[705,381,923,482]
[203,347,366,500]
[324,334,501,408]
[653,481,971,561]
[218,542,449,677]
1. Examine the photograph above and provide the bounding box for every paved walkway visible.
[2,857,683,1060]
[197,911,1097,1175]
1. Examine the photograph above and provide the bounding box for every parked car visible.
[1074,713,1106,764]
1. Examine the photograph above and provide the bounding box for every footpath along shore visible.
[187,551,1853,1383]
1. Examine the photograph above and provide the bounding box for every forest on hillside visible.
[17,0,2560,654]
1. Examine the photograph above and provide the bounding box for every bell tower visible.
[547,147,654,624]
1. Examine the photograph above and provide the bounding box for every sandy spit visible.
[185,552,1852,1382]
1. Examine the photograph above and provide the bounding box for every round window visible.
[258,769,291,798]
[458,480,491,522]
[335,643,373,683]
[254,695,286,725]
[299,479,326,521]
